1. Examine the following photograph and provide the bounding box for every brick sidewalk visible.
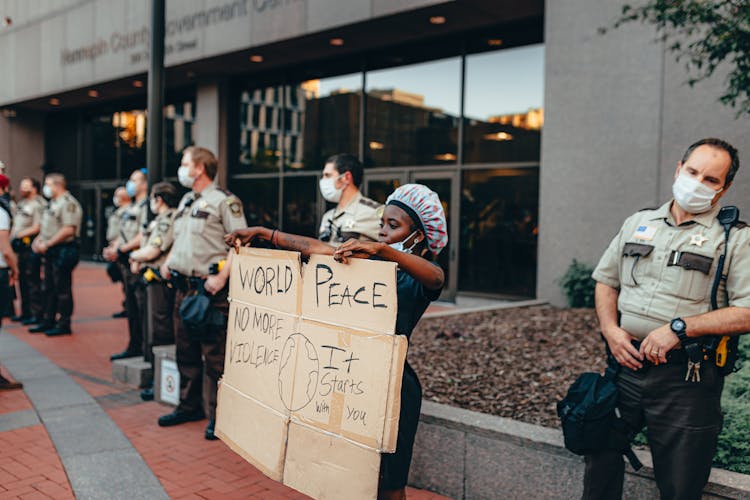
[0,263,450,500]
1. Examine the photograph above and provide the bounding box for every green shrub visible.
[715,335,750,473]
[558,259,596,308]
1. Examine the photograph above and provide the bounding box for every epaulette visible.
[359,197,380,210]
[637,206,659,212]
[218,187,232,196]
[735,220,748,229]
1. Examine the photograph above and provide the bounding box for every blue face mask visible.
[389,231,420,254]
[125,180,137,198]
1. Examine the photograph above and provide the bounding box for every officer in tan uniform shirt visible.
[585,138,750,499]
[318,154,381,245]
[158,146,247,440]
[107,169,149,360]
[105,187,131,318]
[11,178,46,325]
[129,182,179,401]
[29,174,82,336]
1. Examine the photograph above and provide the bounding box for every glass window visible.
[165,100,195,178]
[459,167,539,296]
[238,85,285,173]
[464,44,544,163]
[282,176,319,237]
[293,74,362,171]
[229,178,279,229]
[365,57,460,167]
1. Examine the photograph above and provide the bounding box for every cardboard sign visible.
[217,249,404,500]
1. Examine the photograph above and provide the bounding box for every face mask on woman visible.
[389,231,421,254]
[672,171,722,214]
[178,166,195,189]
[42,185,53,199]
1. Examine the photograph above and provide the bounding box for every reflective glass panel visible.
[229,178,280,229]
[365,57,460,167]
[295,73,362,171]
[464,44,544,163]
[459,167,539,296]
[282,176,319,237]
[164,100,195,178]
[238,85,285,172]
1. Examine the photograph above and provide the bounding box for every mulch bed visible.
[408,305,607,428]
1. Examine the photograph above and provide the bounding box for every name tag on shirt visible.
[633,225,657,241]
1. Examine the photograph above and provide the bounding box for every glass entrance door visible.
[408,171,458,301]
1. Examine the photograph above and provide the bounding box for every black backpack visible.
[557,365,642,470]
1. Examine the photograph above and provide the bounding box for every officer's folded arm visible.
[639,307,750,364]
[595,282,644,370]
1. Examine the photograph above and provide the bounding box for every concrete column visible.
[0,109,46,190]
[538,0,664,305]
[194,80,230,188]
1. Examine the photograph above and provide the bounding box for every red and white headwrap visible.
[386,183,448,256]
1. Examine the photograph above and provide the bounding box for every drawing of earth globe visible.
[278,333,319,411]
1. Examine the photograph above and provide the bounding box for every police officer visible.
[586,138,750,499]
[318,154,381,245]
[0,174,22,390]
[105,186,131,318]
[10,177,45,325]
[29,173,82,336]
[128,182,178,401]
[106,169,148,360]
[157,146,246,440]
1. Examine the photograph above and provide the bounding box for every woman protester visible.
[226,184,448,500]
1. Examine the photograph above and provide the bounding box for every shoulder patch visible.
[158,221,170,233]
[67,202,77,213]
[226,198,243,217]
[359,197,380,210]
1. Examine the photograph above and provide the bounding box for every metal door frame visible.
[408,170,459,301]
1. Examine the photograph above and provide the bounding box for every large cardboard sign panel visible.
[301,255,397,334]
[229,247,302,315]
[217,248,405,500]
[283,421,381,500]
[215,382,287,481]
[291,320,407,451]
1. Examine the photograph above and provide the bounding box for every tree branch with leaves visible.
[600,1,750,116]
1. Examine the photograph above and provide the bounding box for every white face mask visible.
[178,166,195,189]
[42,185,53,199]
[389,231,420,254]
[149,198,159,214]
[319,175,344,203]
[672,171,722,214]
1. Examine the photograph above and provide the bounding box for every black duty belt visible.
[169,271,205,293]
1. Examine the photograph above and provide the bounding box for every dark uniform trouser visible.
[173,286,228,420]
[42,245,79,328]
[118,262,143,354]
[583,361,724,500]
[18,247,42,319]
[0,268,10,326]
[143,281,175,364]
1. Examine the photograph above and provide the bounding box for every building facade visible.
[0,0,745,304]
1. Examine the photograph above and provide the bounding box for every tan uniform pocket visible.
[666,250,714,301]
[620,242,654,286]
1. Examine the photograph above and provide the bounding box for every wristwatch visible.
[670,317,689,342]
[671,317,703,363]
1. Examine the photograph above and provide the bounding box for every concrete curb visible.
[423,299,549,319]
[0,330,168,500]
[409,400,750,499]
